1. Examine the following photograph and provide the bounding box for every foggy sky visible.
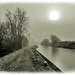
[0,3,75,43]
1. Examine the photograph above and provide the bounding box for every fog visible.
[0,3,75,43]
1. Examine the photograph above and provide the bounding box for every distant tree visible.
[41,38,50,46]
[22,36,29,47]
[50,35,61,46]
[5,8,29,50]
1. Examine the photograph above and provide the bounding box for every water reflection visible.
[42,46,50,50]
[51,47,59,57]
[37,45,75,71]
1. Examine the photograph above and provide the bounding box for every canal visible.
[37,45,75,72]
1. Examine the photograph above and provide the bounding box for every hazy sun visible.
[49,10,60,21]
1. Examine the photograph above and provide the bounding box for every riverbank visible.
[0,45,54,72]
[36,49,62,72]
[54,41,75,49]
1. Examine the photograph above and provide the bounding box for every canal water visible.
[37,45,75,72]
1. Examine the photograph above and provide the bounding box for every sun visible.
[49,10,60,21]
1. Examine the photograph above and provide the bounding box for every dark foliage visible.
[40,38,50,46]
[55,41,75,49]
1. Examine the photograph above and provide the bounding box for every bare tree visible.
[5,8,29,49]
[50,35,61,46]
[0,22,5,50]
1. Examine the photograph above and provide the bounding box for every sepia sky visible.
[0,3,75,43]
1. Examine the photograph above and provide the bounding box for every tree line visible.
[40,35,61,47]
[41,35,75,49]
[0,8,29,57]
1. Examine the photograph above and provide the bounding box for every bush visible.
[22,37,29,47]
[40,39,50,46]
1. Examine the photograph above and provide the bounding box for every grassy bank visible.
[0,46,53,72]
